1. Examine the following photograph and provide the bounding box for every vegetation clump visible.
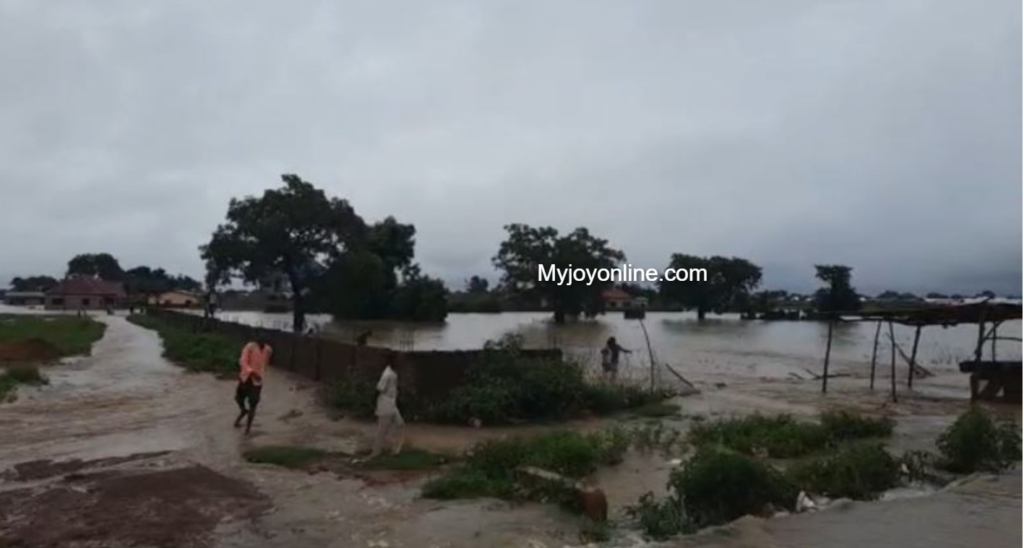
[128,315,238,377]
[787,443,901,500]
[421,429,629,501]
[426,335,671,425]
[0,365,49,401]
[688,410,894,458]
[243,446,330,469]
[936,406,1021,474]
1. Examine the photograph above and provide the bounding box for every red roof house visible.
[45,277,127,310]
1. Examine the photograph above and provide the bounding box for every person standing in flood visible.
[604,337,631,381]
[369,356,404,458]
[234,337,272,435]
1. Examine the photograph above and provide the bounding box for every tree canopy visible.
[658,255,762,319]
[9,275,58,292]
[492,224,625,324]
[201,174,448,329]
[67,253,124,281]
[124,266,201,300]
[466,275,490,294]
[813,264,861,313]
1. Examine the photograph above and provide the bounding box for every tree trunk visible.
[697,307,707,321]
[287,270,305,333]
[553,308,566,325]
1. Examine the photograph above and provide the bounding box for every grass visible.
[128,315,238,377]
[0,314,106,357]
[688,410,895,459]
[0,365,49,402]
[421,429,631,501]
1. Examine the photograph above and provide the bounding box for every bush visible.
[788,443,901,500]
[688,414,830,458]
[429,334,670,424]
[936,407,1021,474]
[0,365,49,401]
[689,411,896,459]
[328,376,378,419]
[670,448,797,528]
[422,429,631,501]
[820,410,895,441]
[626,492,693,540]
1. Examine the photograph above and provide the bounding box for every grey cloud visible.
[1,0,1019,295]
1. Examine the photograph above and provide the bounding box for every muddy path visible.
[0,315,585,548]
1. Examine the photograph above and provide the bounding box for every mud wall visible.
[145,309,562,403]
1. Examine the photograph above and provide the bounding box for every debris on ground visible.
[0,338,62,363]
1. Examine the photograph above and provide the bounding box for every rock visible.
[515,466,609,522]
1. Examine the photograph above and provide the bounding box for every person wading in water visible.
[234,337,272,435]
[603,336,631,381]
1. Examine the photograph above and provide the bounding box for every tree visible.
[658,255,762,320]
[10,275,58,292]
[813,264,861,314]
[200,174,366,332]
[318,249,394,319]
[926,292,948,299]
[877,290,900,300]
[67,253,124,281]
[977,290,996,299]
[466,275,490,294]
[493,224,625,324]
[391,265,449,321]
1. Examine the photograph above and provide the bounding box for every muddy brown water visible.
[0,308,1019,547]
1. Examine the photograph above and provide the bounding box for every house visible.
[602,287,642,310]
[150,290,199,308]
[3,291,46,306]
[45,278,126,310]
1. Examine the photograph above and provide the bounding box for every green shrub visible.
[688,414,830,458]
[329,376,378,418]
[0,314,106,357]
[788,443,901,500]
[689,411,896,459]
[421,468,514,500]
[626,492,693,540]
[0,365,49,401]
[429,334,670,424]
[936,407,1021,474]
[820,410,895,441]
[579,519,612,543]
[670,448,797,527]
[422,429,631,502]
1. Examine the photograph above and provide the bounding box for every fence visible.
[145,309,564,405]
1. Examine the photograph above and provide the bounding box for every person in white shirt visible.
[369,358,404,458]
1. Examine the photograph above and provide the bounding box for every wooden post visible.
[991,323,998,361]
[638,318,657,391]
[869,320,882,390]
[822,319,834,394]
[889,321,897,402]
[907,325,921,389]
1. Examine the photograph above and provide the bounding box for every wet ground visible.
[0,309,1019,547]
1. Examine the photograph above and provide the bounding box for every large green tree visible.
[493,224,625,324]
[813,264,861,313]
[9,275,59,292]
[200,174,366,332]
[66,253,124,281]
[124,266,202,301]
[658,255,762,320]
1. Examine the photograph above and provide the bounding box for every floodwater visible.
[211,310,1022,383]
[2,308,1020,547]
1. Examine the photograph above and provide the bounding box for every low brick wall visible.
[145,309,562,405]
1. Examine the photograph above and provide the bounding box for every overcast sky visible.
[1,0,1020,295]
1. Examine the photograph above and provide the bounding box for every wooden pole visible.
[889,321,897,402]
[639,318,657,391]
[907,325,921,389]
[991,323,998,361]
[869,320,882,390]
[822,319,834,394]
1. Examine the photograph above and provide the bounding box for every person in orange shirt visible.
[234,337,272,435]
